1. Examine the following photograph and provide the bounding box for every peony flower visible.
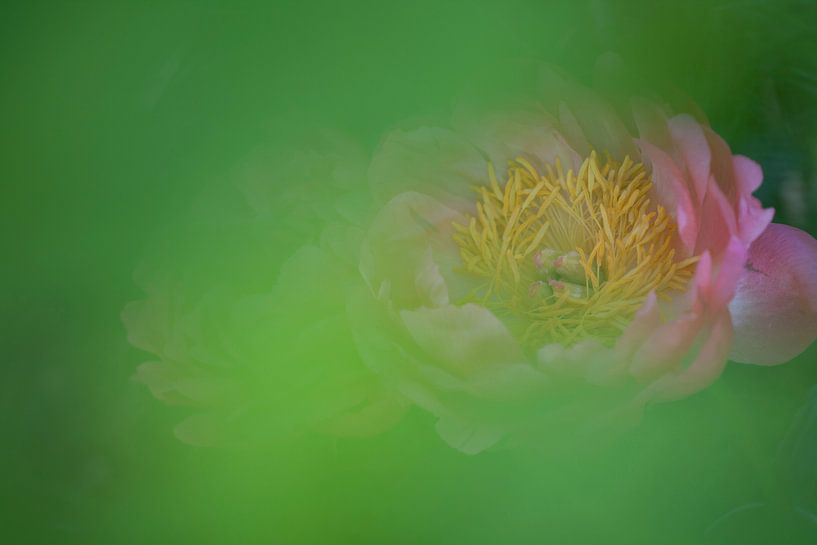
[125,72,817,454]
[349,77,817,453]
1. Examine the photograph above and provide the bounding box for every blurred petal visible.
[368,126,485,208]
[133,361,238,407]
[346,286,453,416]
[730,224,817,365]
[321,382,409,438]
[632,98,673,156]
[537,339,611,384]
[359,191,471,308]
[414,247,449,307]
[400,304,527,376]
[435,415,504,455]
[121,296,171,356]
[539,66,638,160]
[452,107,582,173]
[557,102,592,158]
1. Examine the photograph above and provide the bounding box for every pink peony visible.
[350,82,817,453]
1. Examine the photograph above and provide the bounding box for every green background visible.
[4,1,817,543]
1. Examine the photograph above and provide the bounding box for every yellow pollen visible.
[452,151,699,347]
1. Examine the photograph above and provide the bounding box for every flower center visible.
[452,152,698,347]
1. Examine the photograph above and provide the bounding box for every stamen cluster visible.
[452,152,698,346]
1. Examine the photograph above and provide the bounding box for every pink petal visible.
[703,126,739,204]
[733,155,774,244]
[637,139,698,254]
[609,291,664,381]
[711,236,749,309]
[729,223,817,365]
[686,250,713,305]
[616,291,661,357]
[733,154,764,194]
[630,309,703,382]
[738,194,775,246]
[636,311,733,403]
[626,245,738,384]
[668,114,711,208]
[694,175,738,258]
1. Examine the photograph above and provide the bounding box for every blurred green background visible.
[4,1,817,543]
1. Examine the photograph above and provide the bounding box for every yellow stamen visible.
[453,152,699,347]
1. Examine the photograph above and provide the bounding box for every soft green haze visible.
[4,1,817,544]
